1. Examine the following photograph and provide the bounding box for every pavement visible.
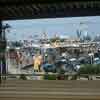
[0,80,100,100]
[6,54,33,74]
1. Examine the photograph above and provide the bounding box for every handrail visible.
[0,73,77,76]
[0,72,100,83]
[1,72,100,76]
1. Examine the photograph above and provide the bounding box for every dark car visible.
[55,59,68,73]
[42,63,56,73]
[78,57,91,64]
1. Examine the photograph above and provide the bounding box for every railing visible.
[0,72,100,83]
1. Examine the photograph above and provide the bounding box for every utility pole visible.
[0,22,10,83]
[0,21,2,83]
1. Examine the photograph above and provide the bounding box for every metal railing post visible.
[0,21,2,83]
[0,21,7,83]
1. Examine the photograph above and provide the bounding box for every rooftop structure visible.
[0,0,100,20]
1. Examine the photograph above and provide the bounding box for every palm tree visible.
[2,23,11,40]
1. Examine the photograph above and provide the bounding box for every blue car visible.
[42,63,56,73]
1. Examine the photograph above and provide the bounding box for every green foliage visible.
[50,37,60,43]
[70,75,77,80]
[60,39,65,42]
[78,64,100,74]
[19,74,27,80]
[44,74,56,80]
[12,41,23,47]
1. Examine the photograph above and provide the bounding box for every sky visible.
[3,16,100,41]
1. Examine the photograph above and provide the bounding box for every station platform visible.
[0,80,100,100]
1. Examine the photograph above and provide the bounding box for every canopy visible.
[0,0,100,20]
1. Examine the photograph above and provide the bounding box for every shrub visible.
[44,74,56,80]
[19,74,27,80]
[78,64,100,75]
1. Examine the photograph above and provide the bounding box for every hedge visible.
[78,64,100,74]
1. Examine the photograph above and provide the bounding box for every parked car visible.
[94,57,100,64]
[55,59,67,73]
[69,58,80,72]
[78,57,91,64]
[42,63,56,73]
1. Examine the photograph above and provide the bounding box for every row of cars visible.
[42,55,100,73]
[42,56,79,73]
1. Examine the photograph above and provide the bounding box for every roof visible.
[0,0,100,20]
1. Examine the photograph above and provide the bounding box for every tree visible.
[78,64,100,74]
[60,39,65,42]
[50,37,60,43]
[12,41,23,47]
[2,23,11,40]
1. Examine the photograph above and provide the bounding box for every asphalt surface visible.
[0,80,100,100]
